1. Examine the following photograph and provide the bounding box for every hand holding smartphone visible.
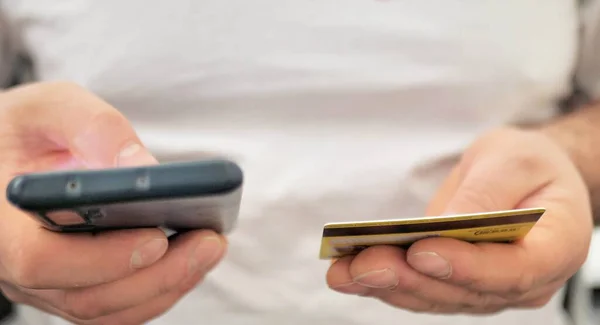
[5,159,243,233]
[0,83,233,323]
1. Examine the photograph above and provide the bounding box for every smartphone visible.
[5,159,243,234]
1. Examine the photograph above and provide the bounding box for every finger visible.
[28,230,225,320]
[374,290,458,314]
[2,275,204,325]
[1,242,209,325]
[91,271,205,325]
[327,245,506,308]
[442,130,558,215]
[0,227,168,289]
[351,246,510,307]
[330,262,459,314]
[442,130,591,248]
[0,82,155,168]
[0,281,98,324]
[512,285,559,309]
[425,165,461,216]
[0,285,93,325]
[47,269,204,325]
[0,282,85,323]
[327,256,370,296]
[406,235,575,299]
[1,281,94,324]
[419,130,592,295]
[407,238,533,295]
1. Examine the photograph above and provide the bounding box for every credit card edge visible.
[319,220,540,259]
[322,207,546,229]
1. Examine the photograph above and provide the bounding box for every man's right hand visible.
[0,82,227,325]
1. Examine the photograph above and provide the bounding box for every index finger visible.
[0,81,148,169]
[0,214,168,289]
[407,204,589,297]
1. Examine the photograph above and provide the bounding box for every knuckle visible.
[85,108,130,136]
[462,290,491,308]
[505,272,536,298]
[469,291,508,310]
[156,269,187,297]
[84,109,135,146]
[510,152,545,176]
[453,183,500,212]
[452,270,479,288]
[88,107,128,126]
[178,274,205,294]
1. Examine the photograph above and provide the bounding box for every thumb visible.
[1,82,156,168]
[442,145,555,215]
[408,136,561,290]
[409,130,590,292]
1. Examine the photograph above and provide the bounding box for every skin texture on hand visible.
[538,103,600,223]
[0,82,228,325]
[327,128,593,314]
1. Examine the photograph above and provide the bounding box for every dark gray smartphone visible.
[5,159,243,233]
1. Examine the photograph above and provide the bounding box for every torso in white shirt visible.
[1,0,579,324]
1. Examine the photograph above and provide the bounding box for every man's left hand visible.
[326,127,593,314]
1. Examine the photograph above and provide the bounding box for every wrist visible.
[535,109,595,179]
[530,105,600,222]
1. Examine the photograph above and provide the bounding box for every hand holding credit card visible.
[326,129,593,314]
[320,208,545,259]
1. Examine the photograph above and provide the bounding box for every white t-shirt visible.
[1,1,599,324]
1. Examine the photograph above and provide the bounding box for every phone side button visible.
[44,210,87,226]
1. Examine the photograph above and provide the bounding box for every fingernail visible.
[131,238,168,269]
[408,252,452,279]
[353,269,398,288]
[115,143,157,167]
[188,237,224,275]
[330,282,369,295]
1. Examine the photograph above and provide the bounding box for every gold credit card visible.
[319,207,545,259]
